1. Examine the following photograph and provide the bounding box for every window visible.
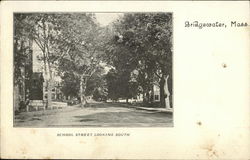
[154,95,159,101]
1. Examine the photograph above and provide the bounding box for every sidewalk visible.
[135,106,173,113]
[115,102,173,113]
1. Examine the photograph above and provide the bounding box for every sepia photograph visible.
[13,12,173,127]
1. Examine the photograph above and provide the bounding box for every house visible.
[43,81,63,101]
[152,84,160,102]
[152,83,172,110]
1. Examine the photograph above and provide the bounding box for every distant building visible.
[152,84,172,110]
[152,85,160,102]
[43,81,63,101]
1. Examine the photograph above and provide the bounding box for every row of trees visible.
[14,13,106,108]
[14,13,173,109]
[104,13,173,107]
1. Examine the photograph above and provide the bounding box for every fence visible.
[27,100,67,111]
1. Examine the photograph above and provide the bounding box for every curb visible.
[134,107,173,113]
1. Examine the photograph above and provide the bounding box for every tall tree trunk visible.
[150,84,154,103]
[160,75,167,108]
[80,77,83,107]
[43,58,53,109]
[14,85,20,112]
[142,89,149,106]
[159,76,166,108]
[14,39,20,112]
[43,19,53,109]
[160,75,171,108]
[167,74,172,108]
[142,91,146,105]
[43,56,53,110]
[47,79,52,109]
[165,75,170,109]
[47,61,53,109]
[80,76,87,108]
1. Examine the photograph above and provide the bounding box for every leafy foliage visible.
[61,72,80,98]
[104,13,173,106]
[14,14,33,85]
[14,13,173,108]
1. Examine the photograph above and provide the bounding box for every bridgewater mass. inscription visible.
[185,21,248,29]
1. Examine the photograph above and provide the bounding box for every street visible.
[14,102,173,127]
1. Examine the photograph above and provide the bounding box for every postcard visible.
[0,1,249,159]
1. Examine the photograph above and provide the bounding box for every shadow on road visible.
[74,110,172,124]
[14,102,173,127]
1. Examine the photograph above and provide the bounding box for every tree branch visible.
[33,38,44,52]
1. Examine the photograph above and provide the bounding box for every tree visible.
[105,68,139,102]
[92,87,108,101]
[60,72,80,99]
[85,66,107,98]
[14,14,33,111]
[15,13,67,108]
[103,23,141,102]
[105,13,173,107]
[105,68,120,101]
[15,13,106,108]
[56,13,105,107]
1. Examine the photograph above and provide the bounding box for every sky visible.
[95,13,123,72]
[95,13,123,26]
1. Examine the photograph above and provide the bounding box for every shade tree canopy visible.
[14,13,173,108]
[104,13,173,107]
